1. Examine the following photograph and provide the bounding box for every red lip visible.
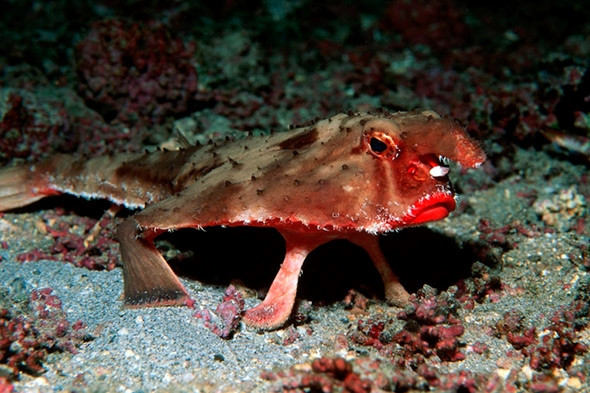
[403,193,456,225]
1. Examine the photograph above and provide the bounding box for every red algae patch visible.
[349,286,466,367]
[261,357,373,393]
[0,288,91,380]
[15,208,120,271]
[194,285,245,339]
[75,19,198,126]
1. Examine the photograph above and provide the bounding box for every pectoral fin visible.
[347,233,410,306]
[117,218,190,307]
[243,230,327,329]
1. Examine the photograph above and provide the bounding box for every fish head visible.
[341,110,485,231]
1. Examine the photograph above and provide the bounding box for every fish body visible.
[0,110,485,329]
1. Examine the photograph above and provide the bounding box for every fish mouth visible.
[403,192,456,225]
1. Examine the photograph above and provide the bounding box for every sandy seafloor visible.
[0,1,589,392]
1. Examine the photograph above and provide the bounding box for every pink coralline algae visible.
[526,305,588,371]
[261,357,372,393]
[496,304,588,371]
[0,288,90,379]
[350,287,466,367]
[16,208,119,271]
[194,285,245,339]
[261,355,495,392]
[0,87,138,164]
[392,290,466,364]
[0,91,74,164]
[75,19,198,125]
[453,261,506,308]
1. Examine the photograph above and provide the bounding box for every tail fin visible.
[0,165,56,211]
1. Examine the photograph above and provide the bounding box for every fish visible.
[0,110,486,329]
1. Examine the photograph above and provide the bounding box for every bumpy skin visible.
[0,110,485,329]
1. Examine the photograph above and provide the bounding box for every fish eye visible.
[364,131,400,158]
[370,137,388,153]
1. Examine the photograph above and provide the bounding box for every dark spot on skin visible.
[294,179,301,186]
[342,164,349,170]
[278,127,319,150]
[228,157,242,168]
[225,180,232,187]
[251,175,257,181]
[318,179,326,185]
[257,189,264,195]
[293,150,299,156]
